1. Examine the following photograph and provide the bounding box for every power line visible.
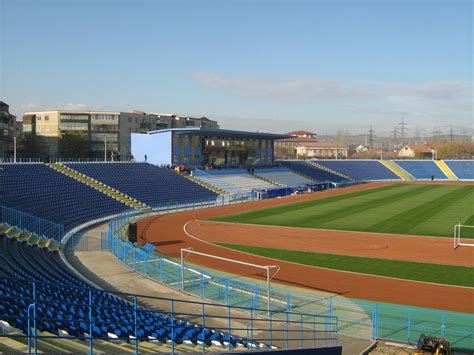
[391,125,399,142]
[368,125,375,150]
[398,117,408,144]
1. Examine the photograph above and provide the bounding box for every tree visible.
[59,133,91,158]
[20,134,48,159]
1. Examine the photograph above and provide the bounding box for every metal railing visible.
[0,277,338,354]
[0,157,41,163]
[0,205,64,242]
[102,207,474,350]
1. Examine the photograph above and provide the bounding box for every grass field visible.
[211,184,474,238]
[215,243,474,287]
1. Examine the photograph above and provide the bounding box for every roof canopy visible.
[147,128,292,140]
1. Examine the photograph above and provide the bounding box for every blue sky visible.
[0,0,472,135]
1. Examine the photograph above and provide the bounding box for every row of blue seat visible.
[444,160,474,180]
[0,234,244,346]
[315,160,400,181]
[66,163,218,208]
[277,161,348,183]
[393,160,447,180]
[0,164,131,231]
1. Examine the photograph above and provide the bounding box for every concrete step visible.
[0,336,33,353]
[39,332,97,353]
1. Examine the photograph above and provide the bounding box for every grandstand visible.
[2,159,474,353]
[314,160,401,181]
[0,231,254,352]
[393,160,448,180]
[277,160,348,183]
[192,169,277,195]
[65,162,219,208]
[444,160,474,180]
[0,164,131,232]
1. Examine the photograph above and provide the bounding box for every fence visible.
[103,208,474,350]
[0,276,338,354]
[0,157,41,163]
[48,157,109,163]
[0,204,64,242]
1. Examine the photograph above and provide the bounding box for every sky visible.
[0,0,472,135]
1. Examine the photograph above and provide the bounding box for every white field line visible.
[183,220,474,290]
[201,220,474,243]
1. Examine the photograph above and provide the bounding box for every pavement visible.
[65,222,374,354]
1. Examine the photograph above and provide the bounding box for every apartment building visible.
[22,110,219,159]
[0,101,17,158]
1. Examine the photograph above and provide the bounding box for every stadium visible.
[0,154,473,354]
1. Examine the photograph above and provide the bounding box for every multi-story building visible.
[295,142,348,159]
[22,110,219,159]
[0,101,17,158]
[274,130,318,159]
[152,113,219,129]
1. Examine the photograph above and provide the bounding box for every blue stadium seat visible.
[315,160,400,181]
[254,167,316,186]
[393,160,447,180]
[0,164,131,231]
[277,161,347,183]
[0,234,238,346]
[443,160,474,180]
[65,163,218,208]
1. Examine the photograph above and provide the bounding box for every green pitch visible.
[211,184,474,237]
[216,243,474,287]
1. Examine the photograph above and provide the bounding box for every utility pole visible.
[104,135,107,162]
[391,125,399,149]
[368,125,375,150]
[450,126,454,142]
[432,127,443,141]
[398,117,408,144]
[13,137,17,163]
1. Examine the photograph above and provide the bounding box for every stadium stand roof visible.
[146,128,292,140]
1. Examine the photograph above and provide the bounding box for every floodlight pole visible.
[13,137,17,163]
[104,135,107,162]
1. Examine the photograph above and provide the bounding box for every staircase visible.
[0,223,61,251]
[379,160,414,181]
[48,164,151,212]
[180,172,227,195]
[308,161,352,180]
[250,173,283,187]
[287,168,318,183]
[435,160,458,180]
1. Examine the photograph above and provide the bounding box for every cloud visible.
[193,72,472,115]
[193,72,373,104]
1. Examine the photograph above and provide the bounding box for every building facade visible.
[22,110,219,159]
[275,131,318,159]
[0,101,17,158]
[131,128,290,167]
[152,113,219,129]
[295,142,348,159]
